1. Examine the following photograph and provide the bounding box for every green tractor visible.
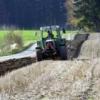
[36,25,67,61]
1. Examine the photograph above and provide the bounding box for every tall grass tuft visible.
[4,30,23,48]
[0,30,23,56]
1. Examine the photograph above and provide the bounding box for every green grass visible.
[0,30,39,44]
[0,30,39,56]
[0,30,77,56]
[0,30,77,44]
[21,30,39,43]
[0,29,77,46]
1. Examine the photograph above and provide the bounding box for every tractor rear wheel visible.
[59,46,67,60]
[36,49,43,61]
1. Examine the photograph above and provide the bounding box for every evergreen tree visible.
[74,0,100,31]
[0,0,67,28]
[0,0,9,26]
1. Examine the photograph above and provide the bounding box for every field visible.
[0,30,39,56]
[0,30,78,46]
[0,30,39,44]
[0,33,100,100]
[0,59,100,100]
[0,30,77,43]
[0,30,77,56]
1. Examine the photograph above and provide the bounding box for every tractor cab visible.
[37,25,61,49]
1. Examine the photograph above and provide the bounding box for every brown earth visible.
[0,57,36,76]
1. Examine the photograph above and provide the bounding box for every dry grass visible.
[0,59,100,100]
[78,33,100,59]
[79,39,100,59]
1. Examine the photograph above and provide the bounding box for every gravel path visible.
[0,43,37,62]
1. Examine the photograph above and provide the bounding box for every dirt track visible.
[0,43,37,62]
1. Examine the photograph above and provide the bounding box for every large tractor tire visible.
[36,48,43,61]
[59,46,67,60]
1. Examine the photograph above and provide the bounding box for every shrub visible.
[4,30,23,48]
